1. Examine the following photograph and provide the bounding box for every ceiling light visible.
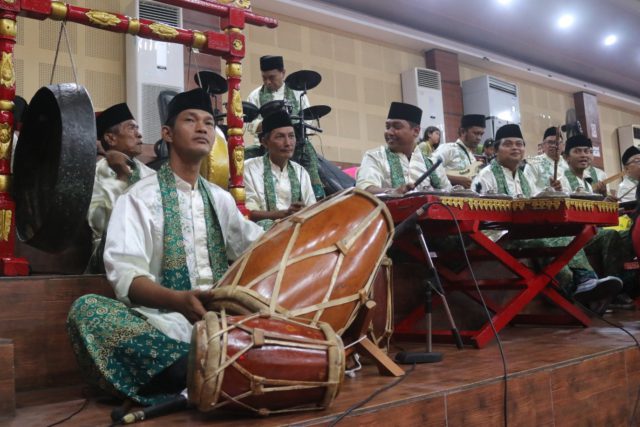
[557,14,574,29]
[603,34,617,46]
[497,0,512,5]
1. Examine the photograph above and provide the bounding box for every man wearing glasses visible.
[618,146,640,203]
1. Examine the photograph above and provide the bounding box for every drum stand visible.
[395,224,464,364]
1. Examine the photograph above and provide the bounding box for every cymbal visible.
[259,99,286,117]
[285,70,321,91]
[194,71,228,95]
[243,101,259,123]
[301,105,331,120]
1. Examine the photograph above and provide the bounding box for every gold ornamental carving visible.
[229,187,246,202]
[0,122,11,160]
[231,89,243,119]
[1,0,15,4]
[148,23,179,40]
[225,63,242,78]
[233,146,244,176]
[232,38,243,51]
[0,19,16,37]
[0,209,11,241]
[50,2,69,20]
[227,127,243,136]
[0,52,14,89]
[127,19,141,35]
[0,174,9,192]
[217,0,251,10]
[86,11,121,27]
[192,31,207,49]
[0,100,13,111]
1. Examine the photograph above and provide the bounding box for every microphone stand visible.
[395,224,464,364]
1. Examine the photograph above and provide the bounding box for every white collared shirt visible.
[244,157,316,211]
[356,145,413,190]
[472,163,530,196]
[104,172,264,342]
[433,139,476,172]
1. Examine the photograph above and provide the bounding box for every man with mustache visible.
[87,103,155,272]
[527,127,567,191]
[244,110,316,226]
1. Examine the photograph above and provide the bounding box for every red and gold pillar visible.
[222,8,247,213]
[0,10,28,275]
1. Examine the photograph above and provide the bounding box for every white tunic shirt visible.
[559,170,593,193]
[618,175,638,202]
[472,163,530,196]
[409,148,452,191]
[103,172,264,343]
[433,140,475,172]
[356,145,413,191]
[88,157,155,251]
[244,157,316,211]
[526,154,568,191]
[246,84,310,144]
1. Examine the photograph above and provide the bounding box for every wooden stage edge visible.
[3,307,640,426]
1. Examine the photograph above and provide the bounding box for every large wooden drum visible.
[188,311,344,414]
[207,188,394,335]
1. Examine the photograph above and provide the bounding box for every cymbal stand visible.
[395,224,463,364]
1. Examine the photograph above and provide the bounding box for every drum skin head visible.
[13,84,96,252]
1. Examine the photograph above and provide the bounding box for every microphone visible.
[394,202,430,237]
[114,392,188,425]
[414,157,443,188]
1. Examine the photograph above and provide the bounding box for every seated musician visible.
[471,124,622,311]
[586,163,608,197]
[433,114,485,189]
[560,135,635,307]
[526,127,568,191]
[356,102,423,195]
[244,110,316,227]
[87,103,155,272]
[617,146,640,203]
[67,89,264,405]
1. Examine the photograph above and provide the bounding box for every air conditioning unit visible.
[401,67,445,142]
[462,75,520,142]
[617,125,640,162]
[125,0,184,145]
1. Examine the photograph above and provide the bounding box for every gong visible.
[13,84,96,252]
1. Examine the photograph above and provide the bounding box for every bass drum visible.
[13,84,96,252]
[208,188,394,335]
[188,311,344,414]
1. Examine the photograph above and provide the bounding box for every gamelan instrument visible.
[13,84,96,252]
[188,311,344,414]
[207,188,394,335]
[194,71,228,95]
[284,70,322,91]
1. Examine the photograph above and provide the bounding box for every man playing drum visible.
[357,102,439,195]
[433,114,486,188]
[526,126,568,191]
[67,89,263,405]
[87,103,155,272]
[244,110,316,228]
[472,124,621,312]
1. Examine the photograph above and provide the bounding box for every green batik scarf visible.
[259,85,300,114]
[564,169,592,192]
[157,163,228,290]
[263,153,302,211]
[420,144,442,189]
[128,161,141,186]
[490,160,531,197]
[385,147,406,188]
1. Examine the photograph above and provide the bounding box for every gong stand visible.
[0,0,277,275]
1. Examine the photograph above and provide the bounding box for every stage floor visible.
[6,311,640,426]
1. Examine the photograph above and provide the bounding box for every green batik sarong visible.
[67,294,190,405]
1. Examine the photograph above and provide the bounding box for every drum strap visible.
[157,163,228,291]
[384,147,406,188]
[258,84,300,114]
[262,154,302,211]
[490,160,532,197]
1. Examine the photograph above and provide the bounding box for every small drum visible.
[368,256,393,351]
[208,188,394,334]
[188,311,344,414]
